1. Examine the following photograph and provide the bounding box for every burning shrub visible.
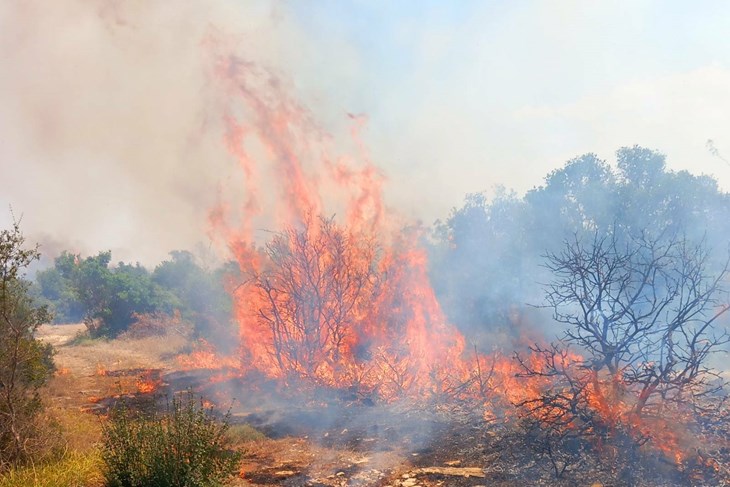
[513,229,730,479]
[543,230,729,413]
[101,392,241,487]
[514,344,636,478]
[249,215,379,382]
[234,214,470,402]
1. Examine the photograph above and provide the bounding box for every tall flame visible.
[204,33,472,403]
[194,33,721,474]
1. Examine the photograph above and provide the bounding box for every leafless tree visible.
[542,229,729,415]
[513,229,730,478]
[253,215,379,381]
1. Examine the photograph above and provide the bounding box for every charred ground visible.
[32,322,730,487]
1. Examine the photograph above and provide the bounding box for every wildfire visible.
[182,34,725,479]
[96,364,108,376]
[136,369,163,394]
[177,339,241,371]
[201,34,479,407]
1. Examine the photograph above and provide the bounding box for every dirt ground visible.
[37,324,695,487]
[36,324,505,487]
[38,323,186,411]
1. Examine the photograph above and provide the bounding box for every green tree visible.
[67,251,177,337]
[35,252,84,323]
[0,221,54,469]
[526,153,618,239]
[433,146,730,343]
[152,251,234,345]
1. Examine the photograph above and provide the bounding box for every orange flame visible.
[193,35,719,476]
[177,339,241,370]
[136,370,163,394]
[200,32,478,406]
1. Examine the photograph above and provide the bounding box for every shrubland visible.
[2,145,728,485]
[35,249,236,339]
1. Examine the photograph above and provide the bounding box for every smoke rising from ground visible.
[2,1,730,264]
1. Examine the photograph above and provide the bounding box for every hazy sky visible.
[2,0,729,264]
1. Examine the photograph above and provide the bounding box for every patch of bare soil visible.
[37,323,187,413]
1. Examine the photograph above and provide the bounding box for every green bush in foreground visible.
[101,393,241,487]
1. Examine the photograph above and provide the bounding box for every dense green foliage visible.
[35,251,177,336]
[151,251,236,344]
[101,393,241,487]
[432,146,730,340]
[0,221,54,469]
[35,250,234,338]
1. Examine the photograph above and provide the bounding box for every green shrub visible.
[0,221,55,469]
[101,393,241,487]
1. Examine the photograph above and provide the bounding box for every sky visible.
[1,0,730,265]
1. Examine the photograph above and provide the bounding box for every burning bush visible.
[232,214,470,402]
[514,229,730,478]
[250,214,379,381]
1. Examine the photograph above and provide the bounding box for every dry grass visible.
[49,407,102,453]
[0,450,103,487]
[10,323,196,486]
[226,423,267,447]
[37,323,189,369]
[21,324,284,487]
[40,323,190,411]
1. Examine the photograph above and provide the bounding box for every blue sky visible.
[275,1,730,217]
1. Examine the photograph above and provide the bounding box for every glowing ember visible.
[136,369,163,394]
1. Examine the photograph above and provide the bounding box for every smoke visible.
[0,0,361,264]
[3,0,730,266]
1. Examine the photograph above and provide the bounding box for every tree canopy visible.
[35,249,234,338]
[432,146,730,342]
